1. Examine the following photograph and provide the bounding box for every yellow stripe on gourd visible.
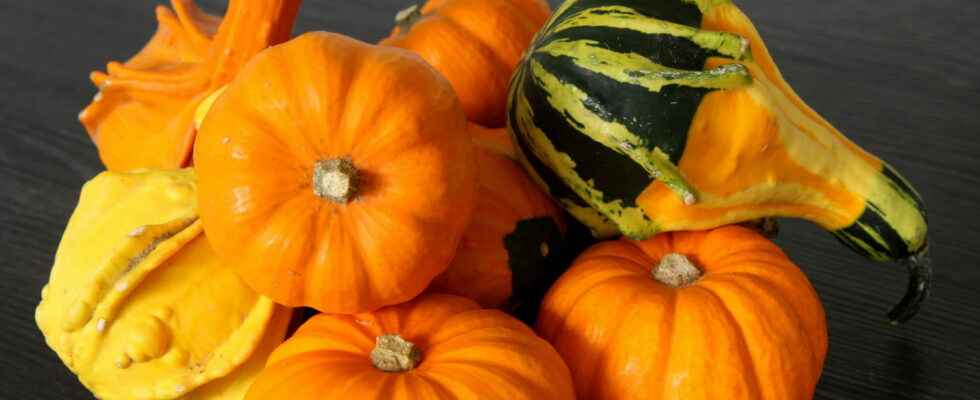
[549,6,748,59]
[513,64,658,238]
[536,39,752,92]
[527,56,701,204]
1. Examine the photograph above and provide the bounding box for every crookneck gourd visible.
[79,0,301,171]
[536,226,827,400]
[508,0,930,322]
[35,169,291,399]
[429,124,566,318]
[245,294,576,400]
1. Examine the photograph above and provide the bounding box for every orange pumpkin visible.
[537,226,827,400]
[194,32,477,314]
[79,0,301,171]
[429,124,565,312]
[380,0,551,127]
[246,294,576,399]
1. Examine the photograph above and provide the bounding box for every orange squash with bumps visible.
[80,0,301,171]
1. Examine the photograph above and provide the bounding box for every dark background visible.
[2,0,978,398]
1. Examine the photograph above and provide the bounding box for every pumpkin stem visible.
[371,334,422,372]
[313,158,360,204]
[888,247,932,325]
[653,253,702,288]
[394,3,424,33]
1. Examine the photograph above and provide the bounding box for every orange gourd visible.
[246,294,576,399]
[381,0,551,127]
[431,124,565,310]
[537,226,827,400]
[80,0,301,171]
[430,124,565,312]
[194,32,477,314]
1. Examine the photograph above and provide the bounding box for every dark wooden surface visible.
[1,0,978,398]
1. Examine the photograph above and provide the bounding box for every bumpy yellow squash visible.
[35,169,291,399]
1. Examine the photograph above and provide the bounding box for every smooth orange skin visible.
[537,226,827,400]
[430,125,563,308]
[381,0,550,127]
[80,0,301,171]
[637,4,880,233]
[246,294,576,400]
[194,32,477,314]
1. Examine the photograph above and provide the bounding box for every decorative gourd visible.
[79,0,301,171]
[35,169,291,399]
[537,226,827,400]
[246,294,576,399]
[194,32,477,313]
[508,0,930,322]
[429,124,566,314]
[381,0,550,127]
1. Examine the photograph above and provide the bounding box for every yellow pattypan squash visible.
[35,169,291,399]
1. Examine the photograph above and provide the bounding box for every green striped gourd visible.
[507,0,930,322]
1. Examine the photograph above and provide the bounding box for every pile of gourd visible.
[35,0,932,399]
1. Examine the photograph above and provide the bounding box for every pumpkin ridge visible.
[443,4,521,77]
[429,358,553,398]
[651,288,678,399]
[704,274,821,397]
[584,284,646,398]
[709,271,825,372]
[694,285,764,398]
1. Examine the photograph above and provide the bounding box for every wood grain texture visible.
[0,0,977,398]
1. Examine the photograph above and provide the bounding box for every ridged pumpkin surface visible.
[430,124,565,309]
[194,32,477,313]
[537,226,827,400]
[381,0,550,127]
[35,169,291,399]
[246,294,575,399]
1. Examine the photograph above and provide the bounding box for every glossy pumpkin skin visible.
[537,226,827,400]
[430,124,565,310]
[246,294,576,400]
[79,0,301,171]
[35,169,291,399]
[381,0,550,127]
[195,32,478,314]
[509,0,929,321]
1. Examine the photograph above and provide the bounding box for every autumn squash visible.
[429,124,565,316]
[194,32,477,314]
[536,226,827,400]
[381,0,551,127]
[246,293,576,399]
[35,169,291,399]
[79,0,301,171]
[508,0,930,321]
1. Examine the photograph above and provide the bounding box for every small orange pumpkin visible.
[537,226,827,400]
[246,294,576,399]
[79,0,301,171]
[380,0,551,127]
[429,124,566,312]
[194,32,477,313]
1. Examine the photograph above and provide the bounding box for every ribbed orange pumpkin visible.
[246,294,576,399]
[380,0,550,127]
[79,0,301,171]
[537,226,827,400]
[194,32,477,313]
[429,124,565,310]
